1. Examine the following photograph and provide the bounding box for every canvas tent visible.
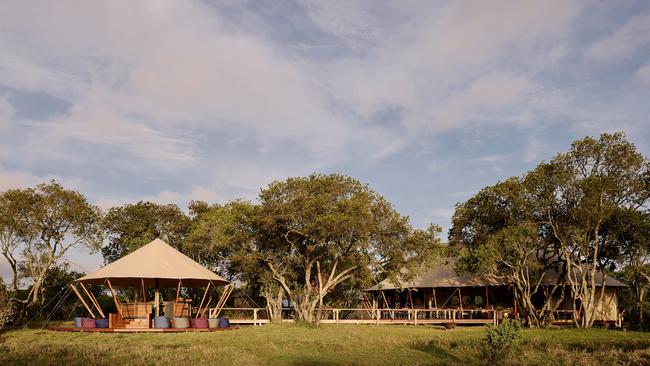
[77,238,228,288]
[71,238,230,329]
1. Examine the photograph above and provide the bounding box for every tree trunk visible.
[262,286,285,323]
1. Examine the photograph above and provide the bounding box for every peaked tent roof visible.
[77,238,228,288]
[366,258,626,291]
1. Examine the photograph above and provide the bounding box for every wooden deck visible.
[48,326,238,333]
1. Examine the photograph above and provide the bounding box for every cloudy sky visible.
[1,0,649,280]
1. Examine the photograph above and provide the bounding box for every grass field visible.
[2,324,650,365]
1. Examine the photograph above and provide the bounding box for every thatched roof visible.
[366,258,626,291]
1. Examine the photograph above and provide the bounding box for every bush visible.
[482,318,521,365]
[0,279,16,330]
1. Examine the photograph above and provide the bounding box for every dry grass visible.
[1,324,650,365]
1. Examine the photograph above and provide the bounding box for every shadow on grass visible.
[411,340,465,364]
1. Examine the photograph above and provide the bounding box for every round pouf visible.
[208,318,220,329]
[74,317,83,328]
[154,316,170,329]
[95,318,109,328]
[218,317,230,328]
[191,318,209,329]
[172,317,190,329]
[81,318,96,328]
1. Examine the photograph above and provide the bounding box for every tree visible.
[451,178,562,327]
[608,209,650,324]
[193,174,442,323]
[2,181,103,308]
[0,189,35,292]
[102,201,190,263]
[524,132,649,328]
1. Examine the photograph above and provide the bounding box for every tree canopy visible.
[190,174,442,322]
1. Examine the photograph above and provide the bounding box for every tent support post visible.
[107,279,122,317]
[211,284,233,319]
[80,282,105,318]
[70,284,96,318]
[458,288,463,318]
[141,278,149,327]
[485,286,489,307]
[433,288,438,309]
[196,281,211,318]
[154,278,160,317]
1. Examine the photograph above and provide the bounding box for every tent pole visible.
[70,284,96,318]
[141,278,149,326]
[485,286,489,307]
[79,282,105,318]
[154,278,160,317]
[196,281,211,318]
[107,279,122,317]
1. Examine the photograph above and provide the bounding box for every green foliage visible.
[0,181,103,308]
[0,279,16,330]
[482,319,521,365]
[102,201,190,263]
[190,173,442,322]
[451,132,650,328]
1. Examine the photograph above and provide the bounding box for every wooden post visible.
[335,309,340,324]
[485,286,489,307]
[141,278,149,327]
[70,284,96,318]
[79,282,105,318]
[414,310,418,325]
[376,309,380,324]
[253,308,258,326]
[458,288,463,318]
[154,278,160,317]
[433,288,438,309]
[493,308,497,325]
[196,281,211,318]
[107,279,122,317]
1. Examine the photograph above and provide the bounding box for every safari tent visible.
[366,259,626,325]
[55,238,233,332]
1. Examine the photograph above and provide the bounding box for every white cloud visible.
[585,14,650,62]
[635,61,650,84]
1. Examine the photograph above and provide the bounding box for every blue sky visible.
[1,0,650,280]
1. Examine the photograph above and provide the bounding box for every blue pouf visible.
[95,319,109,328]
[74,317,83,328]
[155,316,170,329]
[218,317,230,328]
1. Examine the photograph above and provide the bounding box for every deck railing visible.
[209,307,500,326]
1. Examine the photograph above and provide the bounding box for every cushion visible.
[172,317,190,329]
[95,319,109,328]
[81,318,96,328]
[218,317,230,328]
[208,318,220,328]
[154,316,170,329]
[191,318,209,329]
[74,317,83,328]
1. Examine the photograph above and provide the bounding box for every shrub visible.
[0,279,16,330]
[482,318,521,365]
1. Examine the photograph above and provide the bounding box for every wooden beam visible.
[141,278,148,327]
[79,282,105,318]
[154,278,160,317]
[433,288,438,309]
[196,281,211,318]
[211,284,233,319]
[107,279,122,317]
[176,279,182,301]
[70,284,96,318]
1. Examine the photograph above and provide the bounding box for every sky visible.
[1,0,650,282]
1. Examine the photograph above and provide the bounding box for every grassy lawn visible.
[2,324,650,365]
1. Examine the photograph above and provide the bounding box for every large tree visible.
[450,178,563,327]
[527,133,650,328]
[0,188,35,292]
[2,181,104,308]
[192,174,442,323]
[101,201,190,263]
